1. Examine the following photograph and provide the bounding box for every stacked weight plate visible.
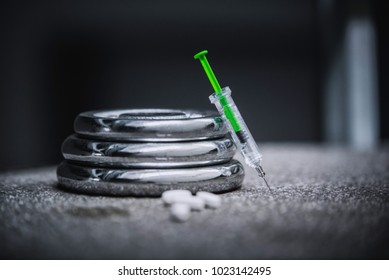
[57,109,244,196]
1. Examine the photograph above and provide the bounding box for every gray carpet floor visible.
[1,144,388,259]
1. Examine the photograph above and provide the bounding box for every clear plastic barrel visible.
[209,87,264,174]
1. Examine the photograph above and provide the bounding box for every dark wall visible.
[376,0,389,140]
[0,0,385,170]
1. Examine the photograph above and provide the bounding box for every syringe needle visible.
[255,165,273,195]
[262,176,272,194]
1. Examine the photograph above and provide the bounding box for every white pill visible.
[162,190,192,204]
[196,191,222,209]
[167,195,205,211]
[170,203,191,222]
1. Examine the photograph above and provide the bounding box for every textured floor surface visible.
[1,144,388,259]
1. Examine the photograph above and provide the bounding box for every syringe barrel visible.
[209,86,263,168]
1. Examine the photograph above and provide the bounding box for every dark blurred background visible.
[0,0,387,171]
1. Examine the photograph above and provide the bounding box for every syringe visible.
[194,50,272,193]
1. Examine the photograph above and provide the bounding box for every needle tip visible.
[262,176,273,194]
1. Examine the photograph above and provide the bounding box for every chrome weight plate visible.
[57,160,244,196]
[74,109,227,142]
[62,134,236,168]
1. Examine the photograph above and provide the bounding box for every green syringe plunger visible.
[194,50,242,132]
[193,50,222,94]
